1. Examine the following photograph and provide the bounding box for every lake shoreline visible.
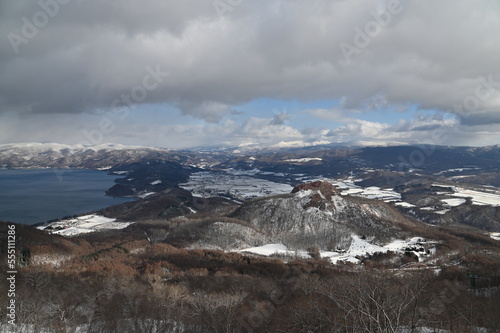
[0,169,133,225]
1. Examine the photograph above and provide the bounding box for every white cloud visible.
[307,107,361,123]
[1,0,500,147]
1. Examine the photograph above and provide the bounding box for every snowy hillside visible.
[37,214,134,236]
[241,235,438,264]
[231,181,419,250]
[0,142,172,169]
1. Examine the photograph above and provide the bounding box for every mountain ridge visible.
[0,142,176,169]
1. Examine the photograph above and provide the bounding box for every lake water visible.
[0,169,132,225]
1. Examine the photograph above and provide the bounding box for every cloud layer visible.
[1,0,500,147]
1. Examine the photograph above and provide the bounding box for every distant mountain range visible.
[3,141,500,234]
[0,142,175,169]
[2,142,500,172]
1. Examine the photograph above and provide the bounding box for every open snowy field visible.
[37,214,134,236]
[182,170,408,208]
[341,186,401,201]
[452,187,500,206]
[240,243,309,258]
[431,184,500,207]
[490,232,500,241]
[180,171,293,200]
[284,157,323,163]
[240,235,436,264]
[441,198,466,207]
[395,202,416,208]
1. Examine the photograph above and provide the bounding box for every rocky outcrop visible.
[291,181,341,211]
[291,180,340,197]
[232,181,415,250]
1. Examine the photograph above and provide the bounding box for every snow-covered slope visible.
[241,235,437,264]
[37,214,134,236]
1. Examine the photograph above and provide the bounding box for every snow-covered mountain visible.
[230,180,418,249]
[0,142,174,169]
[174,181,422,253]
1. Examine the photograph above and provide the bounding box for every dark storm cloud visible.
[458,111,500,126]
[1,0,500,128]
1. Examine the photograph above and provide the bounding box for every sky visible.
[1,0,500,149]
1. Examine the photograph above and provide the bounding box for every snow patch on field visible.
[240,243,309,258]
[138,192,156,198]
[284,157,322,163]
[435,167,479,175]
[360,186,401,201]
[38,214,134,236]
[449,175,470,180]
[491,232,500,241]
[395,202,416,208]
[452,187,500,206]
[431,184,500,207]
[441,198,466,207]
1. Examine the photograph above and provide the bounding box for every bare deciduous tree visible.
[298,271,431,333]
[186,288,247,333]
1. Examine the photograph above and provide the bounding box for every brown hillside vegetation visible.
[1,221,500,332]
